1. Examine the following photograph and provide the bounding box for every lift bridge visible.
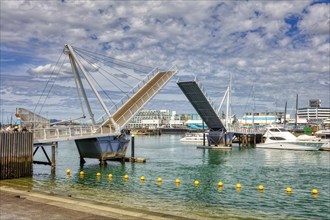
[16,44,177,164]
[177,79,229,146]
[177,79,265,146]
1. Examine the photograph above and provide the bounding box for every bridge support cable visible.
[67,52,95,126]
[64,44,119,131]
[100,67,178,132]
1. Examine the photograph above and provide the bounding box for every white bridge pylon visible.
[65,44,178,134]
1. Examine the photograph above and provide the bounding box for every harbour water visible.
[2,134,329,219]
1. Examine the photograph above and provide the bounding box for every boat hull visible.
[180,133,206,142]
[75,135,129,161]
[256,142,322,151]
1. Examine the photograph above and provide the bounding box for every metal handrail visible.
[95,67,159,124]
[31,125,115,140]
[113,65,178,128]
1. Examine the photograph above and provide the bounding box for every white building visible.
[240,112,289,126]
[297,107,330,124]
[126,109,185,129]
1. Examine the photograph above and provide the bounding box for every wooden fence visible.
[0,131,33,180]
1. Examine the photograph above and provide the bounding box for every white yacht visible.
[315,130,330,151]
[180,132,207,142]
[256,126,323,151]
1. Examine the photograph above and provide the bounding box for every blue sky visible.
[0,0,329,122]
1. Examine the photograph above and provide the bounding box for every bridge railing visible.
[226,127,266,134]
[95,67,160,125]
[113,65,178,128]
[195,80,219,117]
[32,125,115,141]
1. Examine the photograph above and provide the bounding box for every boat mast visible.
[252,85,255,129]
[284,101,287,128]
[225,73,231,129]
[295,94,298,129]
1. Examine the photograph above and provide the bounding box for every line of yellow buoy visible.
[69,170,319,196]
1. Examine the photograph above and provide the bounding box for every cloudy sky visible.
[0,0,329,123]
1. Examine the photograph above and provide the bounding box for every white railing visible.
[226,127,266,134]
[195,80,219,116]
[95,67,160,125]
[113,66,177,128]
[32,125,115,141]
[96,65,178,126]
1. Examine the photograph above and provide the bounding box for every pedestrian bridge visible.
[177,80,226,131]
[17,67,177,144]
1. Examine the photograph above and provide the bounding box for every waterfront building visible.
[240,112,290,126]
[126,109,185,129]
[184,113,207,129]
[297,107,330,124]
[294,99,329,126]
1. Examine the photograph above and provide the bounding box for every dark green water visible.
[3,134,330,219]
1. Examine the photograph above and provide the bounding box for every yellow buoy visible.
[79,171,84,175]
[96,172,101,176]
[108,174,113,178]
[157,177,162,182]
[312,189,318,195]
[218,181,223,187]
[124,174,129,179]
[175,179,181,184]
[140,176,145,181]
[66,169,71,175]
[286,187,292,193]
[258,185,264,191]
[194,180,199,186]
[236,183,241,188]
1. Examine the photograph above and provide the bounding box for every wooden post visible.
[202,120,205,146]
[131,135,135,158]
[224,132,227,146]
[203,133,206,146]
[51,142,56,175]
[0,131,33,180]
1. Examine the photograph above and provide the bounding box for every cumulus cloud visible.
[0,0,329,120]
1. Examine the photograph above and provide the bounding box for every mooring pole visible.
[131,135,135,158]
[51,142,56,175]
[224,132,227,146]
[202,120,205,146]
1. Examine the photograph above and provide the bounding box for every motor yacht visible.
[256,126,323,151]
[315,130,330,151]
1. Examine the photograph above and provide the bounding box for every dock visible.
[197,145,232,150]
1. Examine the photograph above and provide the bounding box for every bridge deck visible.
[32,126,121,144]
[102,70,177,131]
[177,80,225,131]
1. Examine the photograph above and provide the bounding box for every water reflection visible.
[2,134,329,220]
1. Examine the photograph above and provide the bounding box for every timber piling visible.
[0,131,33,180]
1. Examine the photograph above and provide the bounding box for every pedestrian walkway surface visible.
[0,186,194,220]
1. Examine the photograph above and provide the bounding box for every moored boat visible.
[180,132,207,142]
[256,126,323,151]
[315,130,330,151]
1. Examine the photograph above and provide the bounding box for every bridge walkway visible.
[101,69,177,132]
[177,80,225,131]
